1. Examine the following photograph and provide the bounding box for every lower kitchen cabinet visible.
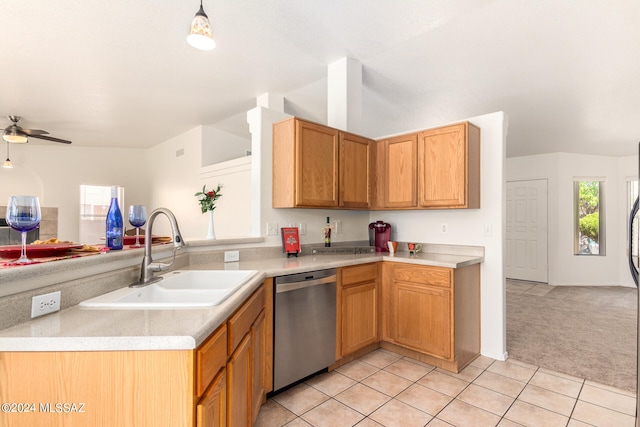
[392,278,452,359]
[338,263,379,357]
[227,334,252,426]
[197,369,226,427]
[251,309,267,424]
[381,262,480,372]
[0,282,270,427]
[226,284,267,427]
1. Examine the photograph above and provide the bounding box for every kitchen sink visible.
[79,270,258,309]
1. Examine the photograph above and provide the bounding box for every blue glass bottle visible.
[105,186,123,250]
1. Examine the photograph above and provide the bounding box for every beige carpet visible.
[506,280,637,392]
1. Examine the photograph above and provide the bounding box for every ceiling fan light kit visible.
[187,0,216,51]
[3,128,28,144]
[2,116,72,145]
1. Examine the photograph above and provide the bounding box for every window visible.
[79,185,124,244]
[574,179,605,255]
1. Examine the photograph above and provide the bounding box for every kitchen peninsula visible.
[0,242,482,426]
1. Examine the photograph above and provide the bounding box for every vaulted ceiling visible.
[2,0,639,157]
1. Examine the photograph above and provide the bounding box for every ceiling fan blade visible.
[29,134,72,144]
[21,128,49,136]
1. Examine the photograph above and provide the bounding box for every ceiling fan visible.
[2,116,72,144]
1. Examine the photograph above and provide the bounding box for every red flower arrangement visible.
[195,184,223,213]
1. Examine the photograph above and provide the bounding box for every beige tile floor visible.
[256,348,637,427]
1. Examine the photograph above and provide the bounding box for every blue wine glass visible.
[6,195,41,263]
[128,205,147,247]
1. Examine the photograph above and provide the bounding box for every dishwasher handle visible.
[276,275,336,293]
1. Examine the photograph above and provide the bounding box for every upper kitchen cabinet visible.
[273,118,480,211]
[272,117,374,209]
[273,118,339,208]
[339,132,374,209]
[375,133,418,209]
[417,122,481,209]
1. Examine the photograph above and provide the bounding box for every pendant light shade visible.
[187,1,216,51]
[3,143,13,168]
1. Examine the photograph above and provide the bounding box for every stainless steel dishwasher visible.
[273,268,337,392]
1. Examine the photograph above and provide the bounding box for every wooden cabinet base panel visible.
[379,341,479,373]
[329,342,381,371]
[0,350,194,427]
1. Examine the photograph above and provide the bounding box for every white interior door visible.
[506,179,548,282]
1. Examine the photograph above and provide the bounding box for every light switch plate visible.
[266,222,278,235]
[31,291,61,318]
[298,223,307,235]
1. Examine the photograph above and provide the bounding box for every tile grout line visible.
[566,379,590,427]
[495,363,542,426]
[265,349,636,427]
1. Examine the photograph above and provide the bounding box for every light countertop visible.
[0,251,483,352]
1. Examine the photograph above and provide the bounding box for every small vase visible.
[207,210,216,240]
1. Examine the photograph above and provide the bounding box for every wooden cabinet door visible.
[295,120,339,207]
[250,309,266,424]
[393,282,452,359]
[227,334,251,427]
[341,281,378,356]
[197,369,226,427]
[339,132,374,208]
[418,122,480,209]
[382,133,417,208]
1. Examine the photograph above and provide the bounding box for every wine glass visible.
[128,205,147,248]
[6,195,41,264]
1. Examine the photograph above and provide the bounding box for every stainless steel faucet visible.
[130,208,185,287]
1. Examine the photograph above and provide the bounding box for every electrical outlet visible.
[332,221,342,234]
[31,291,61,318]
[298,223,307,235]
[266,222,278,236]
[224,250,240,262]
[441,223,448,234]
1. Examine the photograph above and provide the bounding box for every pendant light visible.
[3,142,13,169]
[187,0,216,51]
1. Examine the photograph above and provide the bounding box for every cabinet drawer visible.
[196,324,227,398]
[392,264,452,288]
[228,285,265,353]
[341,263,377,286]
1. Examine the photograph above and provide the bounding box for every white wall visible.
[0,143,149,242]
[145,126,253,240]
[199,157,252,238]
[201,125,251,165]
[507,153,637,287]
